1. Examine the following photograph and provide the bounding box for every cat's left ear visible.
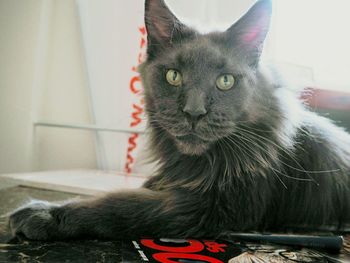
[144,0,194,58]
[226,0,272,67]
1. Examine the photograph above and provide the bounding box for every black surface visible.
[0,240,123,263]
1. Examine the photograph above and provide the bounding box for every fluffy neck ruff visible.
[145,117,288,193]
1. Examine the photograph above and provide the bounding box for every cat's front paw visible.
[8,201,59,241]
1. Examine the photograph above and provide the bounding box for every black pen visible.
[229,233,344,252]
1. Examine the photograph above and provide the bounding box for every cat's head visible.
[141,0,275,156]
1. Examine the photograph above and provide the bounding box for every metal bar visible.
[34,121,145,134]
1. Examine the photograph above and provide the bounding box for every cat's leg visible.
[8,188,210,240]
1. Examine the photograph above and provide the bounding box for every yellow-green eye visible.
[166,69,182,86]
[216,74,235,90]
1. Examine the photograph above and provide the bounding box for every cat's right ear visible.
[226,0,272,67]
[144,0,193,58]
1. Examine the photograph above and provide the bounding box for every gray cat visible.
[8,0,350,241]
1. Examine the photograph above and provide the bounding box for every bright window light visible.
[270,0,350,91]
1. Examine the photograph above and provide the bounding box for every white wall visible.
[0,0,42,173]
[34,0,97,171]
[0,0,97,174]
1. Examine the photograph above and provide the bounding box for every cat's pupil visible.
[173,71,177,81]
[224,75,228,85]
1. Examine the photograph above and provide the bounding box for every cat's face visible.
[141,0,273,155]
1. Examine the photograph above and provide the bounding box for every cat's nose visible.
[182,89,207,120]
[183,106,207,118]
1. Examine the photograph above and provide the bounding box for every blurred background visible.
[1,0,350,176]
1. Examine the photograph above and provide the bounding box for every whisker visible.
[235,129,317,183]
[230,132,314,186]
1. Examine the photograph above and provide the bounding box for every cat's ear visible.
[226,0,272,67]
[144,0,193,58]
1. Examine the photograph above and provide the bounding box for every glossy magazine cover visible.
[122,238,350,263]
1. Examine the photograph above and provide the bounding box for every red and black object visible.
[123,238,242,263]
[122,236,349,263]
[301,87,350,132]
[301,88,350,111]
